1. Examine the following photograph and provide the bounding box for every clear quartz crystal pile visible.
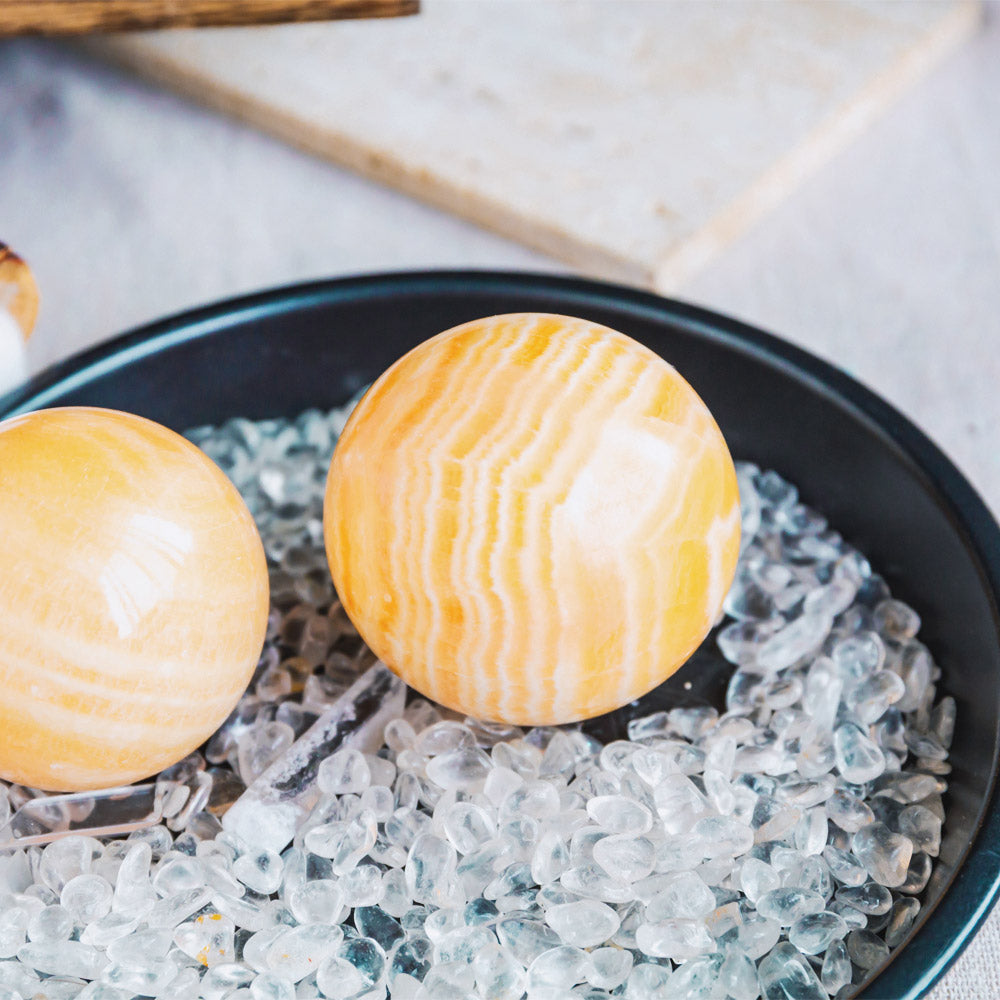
[0,405,955,1000]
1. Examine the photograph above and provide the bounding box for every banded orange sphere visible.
[0,407,269,791]
[325,313,741,726]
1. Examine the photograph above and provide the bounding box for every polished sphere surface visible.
[0,407,269,790]
[325,314,741,725]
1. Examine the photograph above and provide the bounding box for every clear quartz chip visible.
[756,888,825,927]
[834,723,886,784]
[757,612,834,673]
[635,918,714,961]
[0,784,164,850]
[826,787,875,833]
[885,896,922,948]
[847,928,892,970]
[588,946,633,990]
[17,940,109,979]
[821,939,852,995]
[837,881,892,915]
[758,942,825,1000]
[527,945,592,992]
[788,911,848,955]
[543,900,620,948]
[853,822,914,888]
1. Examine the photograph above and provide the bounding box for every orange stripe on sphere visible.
[324,314,741,726]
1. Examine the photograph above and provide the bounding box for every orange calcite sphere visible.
[0,407,269,791]
[325,313,741,726]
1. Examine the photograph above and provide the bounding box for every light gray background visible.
[1,7,999,998]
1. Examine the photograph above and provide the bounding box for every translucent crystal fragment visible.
[223,665,405,853]
[592,833,654,883]
[874,599,921,641]
[788,911,848,954]
[836,881,892,915]
[931,696,957,749]
[898,805,942,857]
[834,724,886,784]
[645,871,716,921]
[243,927,289,973]
[560,863,633,903]
[852,823,913,888]
[317,749,371,796]
[145,888,213,929]
[586,795,652,835]
[426,748,493,792]
[587,946,632,990]
[544,900,620,948]
[847,671,905,725]
[389,935,433,984]
[635,918,714,960]
[823,846,868,888]
[305,810,378,876]
[756,888,825,927]
[264,923,342,982]
[495,917,561,967]
[249,972,296,1000]
[237,723,297,784]
[885,897,921,948]
[739,858,781,904]
[0,785,162,850]
[527,945,593,992]
[872,772,943,804]
[530,830,570,885]
[59,873,112,925]
[847,928,891,970]
[174,911,236,967]
[17,940,108,979]
[826,788,875,834]
[316,936,386,998]
[288,878,344,924]
[406,834,458,907]
[718,949,759,1000]
[232,848,284,895]
[626,961,673,999]
[692,815,754,858]
[415,721,476,756]
[38,836,96,893]
[758,942,825,1000]
[821,940,852,995]
[26,905,73,943]
[112,842,155,920]
[757,613,833,673]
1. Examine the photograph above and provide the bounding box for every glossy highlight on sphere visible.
[0,407,270,791]
[324,313,741,725]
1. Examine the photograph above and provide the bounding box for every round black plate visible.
[3,270,999,999]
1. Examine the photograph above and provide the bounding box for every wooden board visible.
[0,0,417,35]
[93,0,979,291]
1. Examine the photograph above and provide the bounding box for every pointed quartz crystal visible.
[222,663,405,853]
[0,784,166,851]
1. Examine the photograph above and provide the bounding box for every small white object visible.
[0,307,27,398]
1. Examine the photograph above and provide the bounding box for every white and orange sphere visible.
[0,407,269,790]
[324,313,741,726]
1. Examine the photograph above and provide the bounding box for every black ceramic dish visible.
[2,271,998,999]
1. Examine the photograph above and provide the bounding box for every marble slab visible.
[94,0,977,292]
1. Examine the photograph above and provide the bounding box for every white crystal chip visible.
[544,900,620,948]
